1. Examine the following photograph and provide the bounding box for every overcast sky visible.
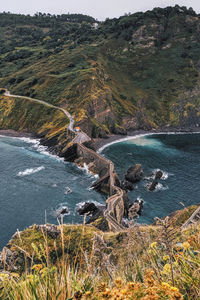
[1,0,200,20]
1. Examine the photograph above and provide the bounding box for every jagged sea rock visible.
[148,180,159,191]
[121,180,134,191]
[77,202,106,225]
[155,170,163,180]
[125,164,143,183]
[128,198,144,219]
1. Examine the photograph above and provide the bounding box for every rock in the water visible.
[121,180,134,191]
[123,192,131,218]
[125,164,143,183]
[128,198,144,219]
[77,202,105,225]
[148,180,159,191]
[77,202,99,215]
[60,208,69,215]
[155,170,163,180]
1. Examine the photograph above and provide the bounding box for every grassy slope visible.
[0,206,199,299]
[0,96,69,148]
[0,8,200,138]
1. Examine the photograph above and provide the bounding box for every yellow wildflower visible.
[163,255,170,261]
[161,282,171,289]
[162,264,171,274]
[32,264,43,272]
[170,286,179,292]
[182,242,190,250]
[150,242,157,249]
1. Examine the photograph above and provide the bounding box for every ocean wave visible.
[155,183,169,192]
[31,143,64,161]
[0,135,65,162]
[53,204,70,218]
[77,163,99,179]
[18,137,40,144]
[17,166,45,177]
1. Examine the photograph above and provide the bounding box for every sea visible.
[0,136,105,250]
[101,132,200,225]
[0,133,200,250]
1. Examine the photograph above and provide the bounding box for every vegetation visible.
[0,206,199,299]
[0,95,69,150]
[0,5,200,138]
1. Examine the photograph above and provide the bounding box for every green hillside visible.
[0,5,200,139]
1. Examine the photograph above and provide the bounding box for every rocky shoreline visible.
[0,127,200,252]
[1,126,200,152]
[0,129,35,138]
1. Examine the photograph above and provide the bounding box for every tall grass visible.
[0,217,199,299]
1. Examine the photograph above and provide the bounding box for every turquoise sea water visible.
[102,133,200,225]
[0,136,105,250]
[0,133,199,250]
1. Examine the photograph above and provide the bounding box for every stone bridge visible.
[1,88,125,232]
[74,143,125,231]
[181,205,200,229]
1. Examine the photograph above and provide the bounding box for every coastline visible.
[94,127,200,152]
[0,129,35,138]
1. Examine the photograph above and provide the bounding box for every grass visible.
[0,206,199,299]
[0,95,69,149]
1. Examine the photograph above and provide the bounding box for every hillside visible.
[0,205,199,299]
[0,5,200,141]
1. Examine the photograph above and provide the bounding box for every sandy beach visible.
[93,127,200,151]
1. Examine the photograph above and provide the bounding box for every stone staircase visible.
[181,206,200,229]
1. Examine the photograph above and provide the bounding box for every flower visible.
[162,263,171,274]
[32,264,43,272]
[150,242,157,249]
[163,255,170,261]
[182,242,190,250]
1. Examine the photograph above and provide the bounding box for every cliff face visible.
[0,6,200,138]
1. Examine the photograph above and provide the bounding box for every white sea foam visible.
[17,166,45,177]
[77,163,99,179]
[76,200,105,211]
[97,131,200,153]
[145,182,168,192]
[31,143,65,161]
[0,135,65,161]
[155,183,169,192]
[153,169,174,180]
[53,204,70,217]
[87,186,94,191]
[83,163,89,174]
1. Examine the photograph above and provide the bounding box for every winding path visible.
[0,88,125,231]
[1,88,91,143]
[181,206,200,229]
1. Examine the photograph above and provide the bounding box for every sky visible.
[1,0,200,20]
